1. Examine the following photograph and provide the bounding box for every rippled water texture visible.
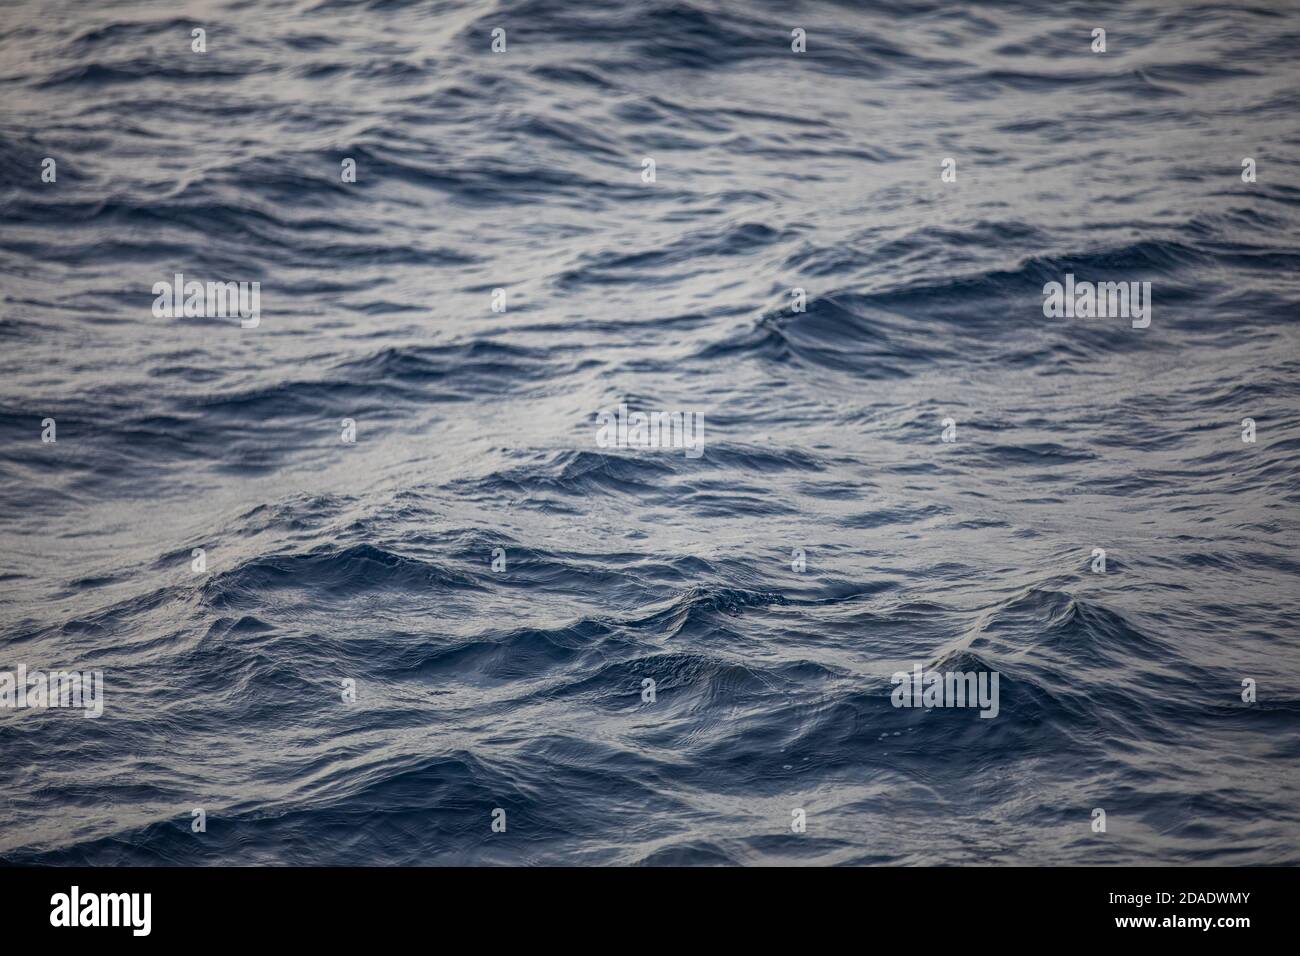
[1,0,1299,865]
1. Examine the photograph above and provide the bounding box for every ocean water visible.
[1,0,1299,866]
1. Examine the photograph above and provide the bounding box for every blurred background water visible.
[1,0,1299,864]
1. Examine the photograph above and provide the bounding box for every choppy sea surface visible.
[1,0,1299,865]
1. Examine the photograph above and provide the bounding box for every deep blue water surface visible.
[2,0,1299,864]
